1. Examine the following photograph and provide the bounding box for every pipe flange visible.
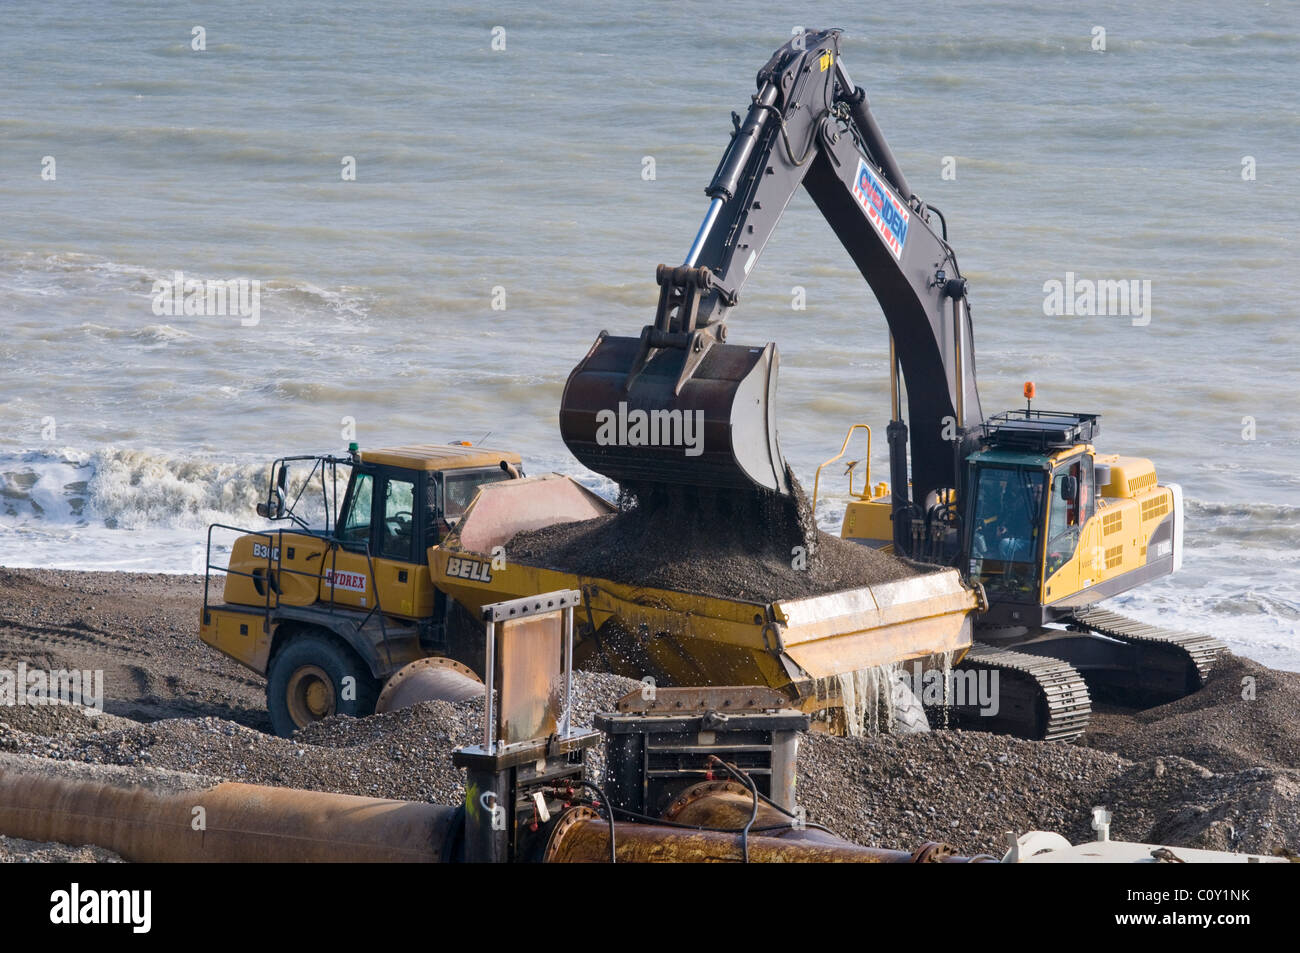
[375,656,482,713]
[541,806,599,863]
[660,780,750,822]
[910,841,956,863]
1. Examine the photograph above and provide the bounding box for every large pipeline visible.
[0,759,985,863]
[546,820,981,863]
[0,757,455,863]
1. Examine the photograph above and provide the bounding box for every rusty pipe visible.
[546,818,979,863]
[661,780,845,845]
[0,760,989,864]
[545,785,990,863]
[662,783,990,861]
[0,758,455,863]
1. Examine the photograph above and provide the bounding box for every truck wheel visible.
[267,632,379,737]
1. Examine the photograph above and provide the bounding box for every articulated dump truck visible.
[200,444,978,737]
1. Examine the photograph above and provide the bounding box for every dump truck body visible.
[433,476,978,709]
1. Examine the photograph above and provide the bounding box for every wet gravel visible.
[2,569,1297,861]
[508,479,933,602]
[1084,654,1300,773]
[0,673,644,807]
[796,729,1129,856]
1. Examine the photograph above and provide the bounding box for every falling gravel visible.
[508,478,933,602]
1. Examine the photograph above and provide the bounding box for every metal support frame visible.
[479,589,582,754]
[454,588,597,863]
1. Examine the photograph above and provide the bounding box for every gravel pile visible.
[0,835,123,864]
[796,729,1129,856]
[791,651,1300,857]
[509,479,931,602]
[0,568,268,729]
[1090,757,1300,855]
[1,568,1297,862]
[1084,654,1300,773]
[0,673,643,807]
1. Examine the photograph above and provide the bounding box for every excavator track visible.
[1065,606,1226,704]
[951,643,1092,742]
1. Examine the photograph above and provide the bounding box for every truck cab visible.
[199,442,522,735]
[311,444,521,619]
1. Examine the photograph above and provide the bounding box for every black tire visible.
[889,676,931,735]
[267,631,379,737]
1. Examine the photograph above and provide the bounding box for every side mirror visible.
[261,463,288,519]
[1060,475,1078,500]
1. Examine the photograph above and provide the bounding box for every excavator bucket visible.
[559,331,791,494]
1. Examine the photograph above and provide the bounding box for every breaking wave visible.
[0,448,270,533]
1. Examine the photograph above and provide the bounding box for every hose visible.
[706,755,759,863]
[569,779,616,864]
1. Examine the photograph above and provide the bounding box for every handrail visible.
[204,522,279,638]
[204,522,397,671]
[359,545,394,670]
[811,424,872,514]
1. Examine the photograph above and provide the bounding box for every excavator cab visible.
[964,449,1094,606]
[960,409,1187,630]
[962,411,1100,621]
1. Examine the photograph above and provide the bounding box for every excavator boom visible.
[561,29,980,510]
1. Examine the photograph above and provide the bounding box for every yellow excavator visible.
[558,28,1223,740]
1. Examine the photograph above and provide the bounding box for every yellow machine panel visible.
[221,529,434,621]
[842,495,895,550]
[199,605,271,674]
[1043,483,1175,605]
[1095,454,1159,499]
[222,532,328,608]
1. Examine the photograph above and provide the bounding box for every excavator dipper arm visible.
[561,29,981,510]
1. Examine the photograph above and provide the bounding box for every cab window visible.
[338,473,374,548]
[379,477,416,561]
[1046,460,1084,575]
[967,465,1045,601]
[440,468,512,522]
